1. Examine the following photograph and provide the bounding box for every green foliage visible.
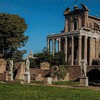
[34,47,53,63]
[31,47,66,68]
[0,83,100,100]
[29,58,40,68]
[51,65,67,80]
[0,13,28,61]
[53,51,65,65]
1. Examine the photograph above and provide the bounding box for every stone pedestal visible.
[44,77,52,84]
[80,77,88,86]
[9,72,13,81]
[24,72,30,83]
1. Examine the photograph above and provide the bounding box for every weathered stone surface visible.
[44,77,52,84]
[35,74,44,81]
[0,59,7,73]
[40,62,50,70]
[30,68,51,81]
[24,72,30,83]
[80,77,88,86]
[15,62,25,80]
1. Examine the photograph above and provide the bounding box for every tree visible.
[29,47,66,68]
[0,13,28,61]
[51,65,67,80]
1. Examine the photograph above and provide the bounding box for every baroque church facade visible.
[47,4,100,66]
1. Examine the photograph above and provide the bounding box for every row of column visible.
[47,35,93,65]
[47,38,61,56]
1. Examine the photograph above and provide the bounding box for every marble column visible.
[65,37,68,63]
[96,38,99,58]
[84,36,87,62]
[58,38,61,52]
[78,36,82,65]
[47,39,50,53]
[52,38,56,56]
[89,37,93,65]
[71,36,74,65]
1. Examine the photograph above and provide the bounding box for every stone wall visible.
[0,59,7,73]
[91,38,96,59]
[40,62,50,70]
[30,68,51,80]
[67,65,81,81]
[0,72,10,82]
[15,62,25,80]
[67,65,100,81]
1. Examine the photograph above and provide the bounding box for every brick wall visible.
[67,65,100,81]
[30,68,51,80]
[0,73,6,81]
[66,65,81,81]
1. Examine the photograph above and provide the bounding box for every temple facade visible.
[47,4,100,66]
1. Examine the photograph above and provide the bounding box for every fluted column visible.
[65,37,68,63]
[47,38,50,53]
[84,36,87,62]
[52,38,56,56]
[96,38,99,58]
[78,36,82,65]
[58,38,61,52]
[71,36,74,65]
[89,37,93,65]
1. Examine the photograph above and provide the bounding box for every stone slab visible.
[80,77,88,86]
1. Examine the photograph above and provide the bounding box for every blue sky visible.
[0,0,100,58]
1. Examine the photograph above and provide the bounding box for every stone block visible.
[40,62,50,70]
[24,72,30,83]
[80,77,88,86]
[15,62,25,80]
[44,77,52,84]
[35,74,44,81]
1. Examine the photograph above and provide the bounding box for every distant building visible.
[47,4,100,66]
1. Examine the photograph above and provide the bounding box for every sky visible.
[0,0,100,58]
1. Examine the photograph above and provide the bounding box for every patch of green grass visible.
[0,83,100,100]
[31,80,44,84]
[52,81,79,86]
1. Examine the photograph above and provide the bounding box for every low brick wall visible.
[30,68,51,80]
[66,65,81,81]
[66,65,100,81]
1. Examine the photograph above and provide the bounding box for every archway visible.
[87,69,100,83]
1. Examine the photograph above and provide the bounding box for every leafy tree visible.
[53,51,65,65]
[30,47,66,68]
[0,13,28,61]
[29,58,40,68]
[51,65,67,80]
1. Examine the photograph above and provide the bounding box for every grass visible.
[31,81,79,86]
[0,82,100,100]
[52,81,79,86]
